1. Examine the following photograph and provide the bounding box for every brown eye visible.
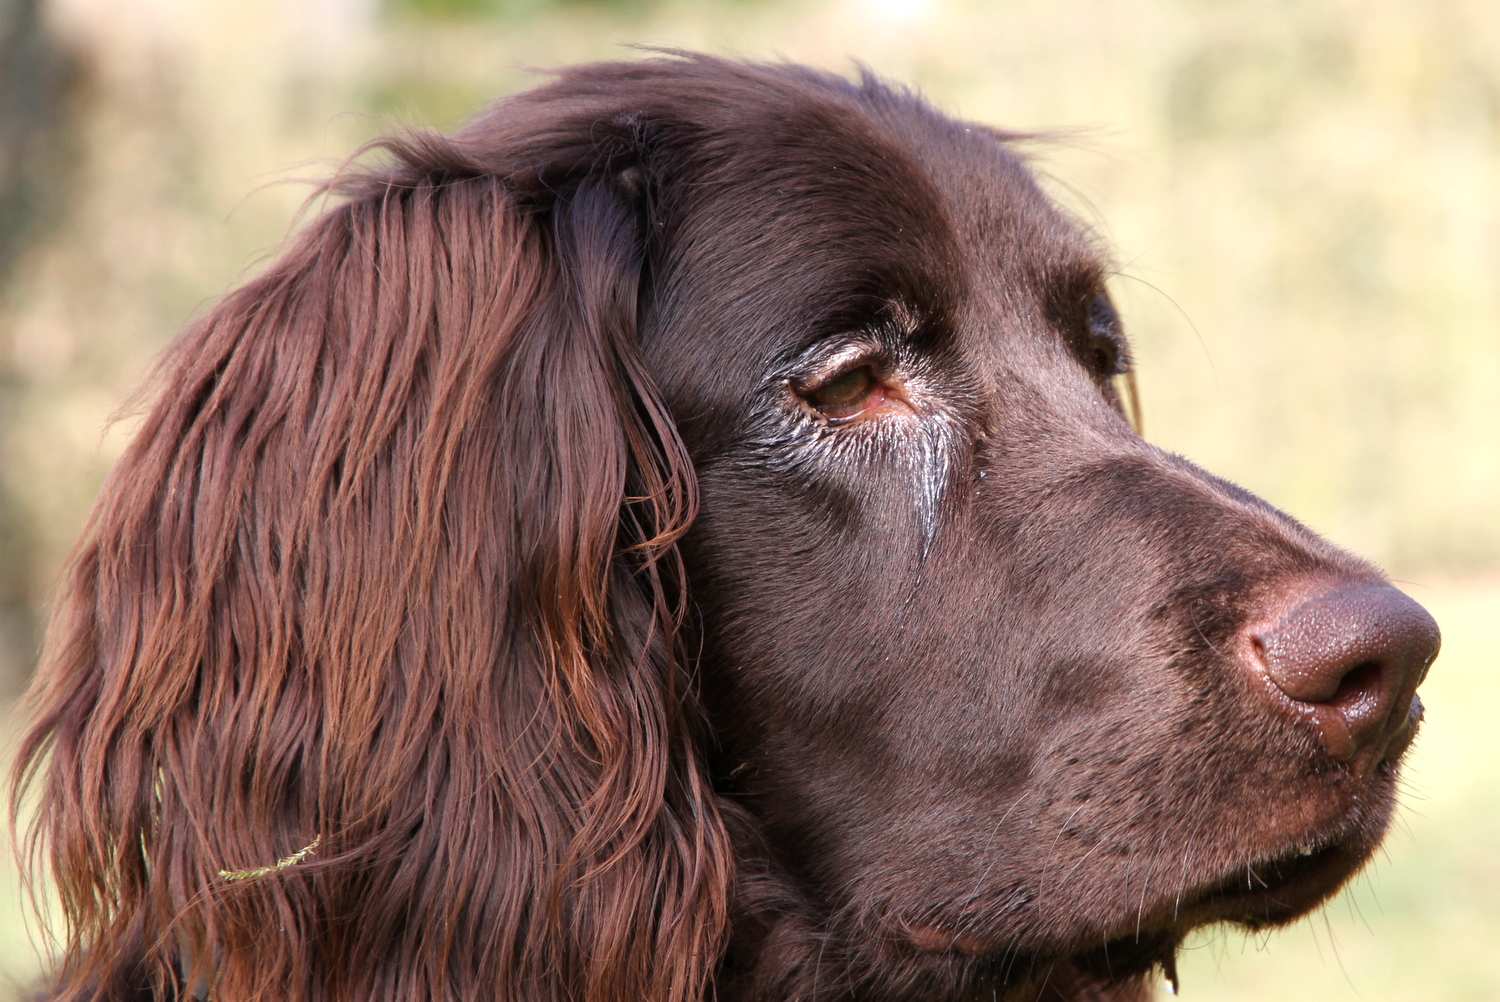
[1090,340,1119,376]
[804,365,886,421]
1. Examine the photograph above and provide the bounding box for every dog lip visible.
[1381,693,1424,761]
[1177,838,1369,928]
[900,833,1372,960]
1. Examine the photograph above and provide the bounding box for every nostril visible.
[1328,661,1384,723]
[1248,582,1440,764]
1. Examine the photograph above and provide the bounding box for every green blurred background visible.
[0,0,1496,997]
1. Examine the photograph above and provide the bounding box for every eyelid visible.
[788,340,886,393]
[784,339,921,428]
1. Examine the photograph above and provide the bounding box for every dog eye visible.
[1089,340,1122,376]
[1088,295,1130,377]
[803,365,885,421]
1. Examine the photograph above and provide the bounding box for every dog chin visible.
[1052,835,1380,999]
[894,774,1394,999]
[1149,756,1400,927]
[888,838,1373,1001]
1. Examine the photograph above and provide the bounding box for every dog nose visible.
[1251,584,1439,763]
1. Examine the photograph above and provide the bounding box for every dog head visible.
[14,55,1437,1002]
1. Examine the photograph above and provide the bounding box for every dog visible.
[12,54,1440,1002]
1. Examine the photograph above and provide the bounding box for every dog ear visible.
[11,133,732,1002]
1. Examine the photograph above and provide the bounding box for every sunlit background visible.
[0,0,1497,997]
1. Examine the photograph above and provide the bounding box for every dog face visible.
[14,56,1437,1002]
[622,67,1438,998]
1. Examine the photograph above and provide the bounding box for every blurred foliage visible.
[0,0,1497,996]
[383,0,656,23]
[0,0,79,698]
[0,0,77,275]
[386,0,546,20]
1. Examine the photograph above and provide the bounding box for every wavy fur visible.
[14,119,730,1002]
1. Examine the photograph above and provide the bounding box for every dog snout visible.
[1247,582,1440,766]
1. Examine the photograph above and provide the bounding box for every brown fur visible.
[11,54,1430,1002]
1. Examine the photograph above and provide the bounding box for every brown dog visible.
[13,54,1439,1002]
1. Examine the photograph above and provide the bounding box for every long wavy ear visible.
[10,133,732,1002]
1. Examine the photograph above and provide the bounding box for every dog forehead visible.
[641,91,962,399]
[878,113,1107,320]
[864,98,1085,241]
[847,97,1119,415]
[673,78,1099,303]
[633,61,1116,438]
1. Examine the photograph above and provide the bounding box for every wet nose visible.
[1251,584,1440,764]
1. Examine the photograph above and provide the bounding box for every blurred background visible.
[0,0,1496,997]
